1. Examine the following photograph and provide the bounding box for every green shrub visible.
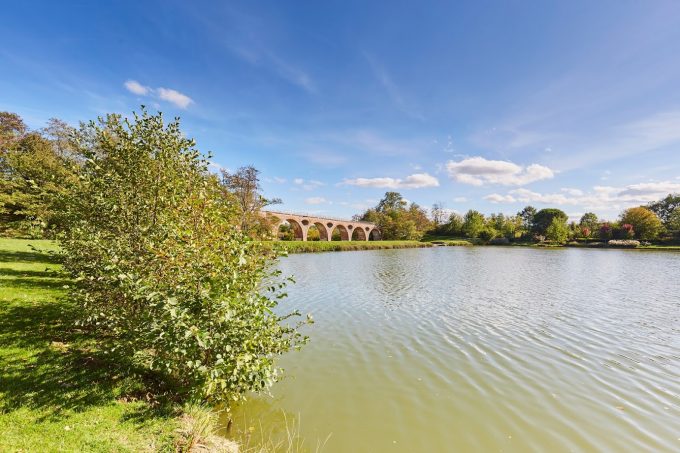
[59,110,308,405]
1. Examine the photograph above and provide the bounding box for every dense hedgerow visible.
[59,110,308,405]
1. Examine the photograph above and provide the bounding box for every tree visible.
[620,206,662,240]
[579,212,599,232]
[647,194,680,225]
[648,194,680,237]
[667,209,680,237]
[221,165,281,237]
[462,210,485,238]
[431,202,446,227]
[0,112,27,146]
[357,192,429,240]
[445,212,464,236]
[377,191,407,212]
[60,109,307,405]
[0,112,78,236]
[532,208,568,236]
[545,217,569,243]
[518,206,537,233]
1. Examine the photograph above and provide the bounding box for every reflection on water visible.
[226,247,680,452]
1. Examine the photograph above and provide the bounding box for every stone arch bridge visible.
[261,210,381,241]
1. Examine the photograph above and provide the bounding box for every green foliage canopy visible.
[620,206,663,240]
[60,110,307,405]
[532,208,568,236]
[358,192,431,240]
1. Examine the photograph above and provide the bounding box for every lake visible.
[225,247,680,452]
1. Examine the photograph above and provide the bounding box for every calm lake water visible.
[226,247,680,452]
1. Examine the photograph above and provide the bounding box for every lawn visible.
[0,238,180,452]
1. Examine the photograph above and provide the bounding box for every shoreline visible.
[265,239,680,253]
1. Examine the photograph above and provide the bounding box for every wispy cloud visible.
[124,80,150,95]
[124,80,194,109]
[293,178,325,191]
[342,173,439,189]
[156,87,193,109]
[305,196,328,205]
[446,156,554,186]
[364,53,424,120]
[555,111,680,171]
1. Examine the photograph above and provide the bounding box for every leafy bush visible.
[478,228,497,242]
[59,110,308,405]
[545,217,569,243]
[620,207,662,240]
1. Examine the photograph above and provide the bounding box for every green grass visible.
[0,238,183,452]
[263,240,432,253]
[420,234,477,245]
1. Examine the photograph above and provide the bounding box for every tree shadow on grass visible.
[0,268,65,278]
[0,277,177,427]
[0,249,62,264]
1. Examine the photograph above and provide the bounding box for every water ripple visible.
[232,247,680,452]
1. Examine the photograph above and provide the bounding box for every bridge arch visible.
[308,222,330,241]
[282,218,305,241]
[351,226,367,241]
[331,224,350,241]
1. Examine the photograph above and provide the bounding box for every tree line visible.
[355,191,679,244]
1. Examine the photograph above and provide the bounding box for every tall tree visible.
[357,192,429,240]
[532,208,568,236]
[431,202,446,226]
[220,165,281,236]
[0,112,77,236]
[517,205,537,234]
[579,212,599,230]
[462,210,485,238]
[647,194,680,226]
[377,191,407,212]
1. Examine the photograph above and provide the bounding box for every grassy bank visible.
[264,240,432,253]
[0,238,237,452]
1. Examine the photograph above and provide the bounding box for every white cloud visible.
[561,188,584,196]
[618,181,680,197]
[446,156,554,186]
[157,87,193,109]
[484,180,680,213]
[123,80,193,109]
[342,173,440,189]
[453,196,467,202]
[484,193,516,203]
[124,80,150,95]
[305,197,327,205]
[293,178,325,191]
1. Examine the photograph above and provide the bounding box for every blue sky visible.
[3,0,680,221]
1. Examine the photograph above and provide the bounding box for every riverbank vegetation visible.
[265,240,432,253]
[424,199,680,249]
